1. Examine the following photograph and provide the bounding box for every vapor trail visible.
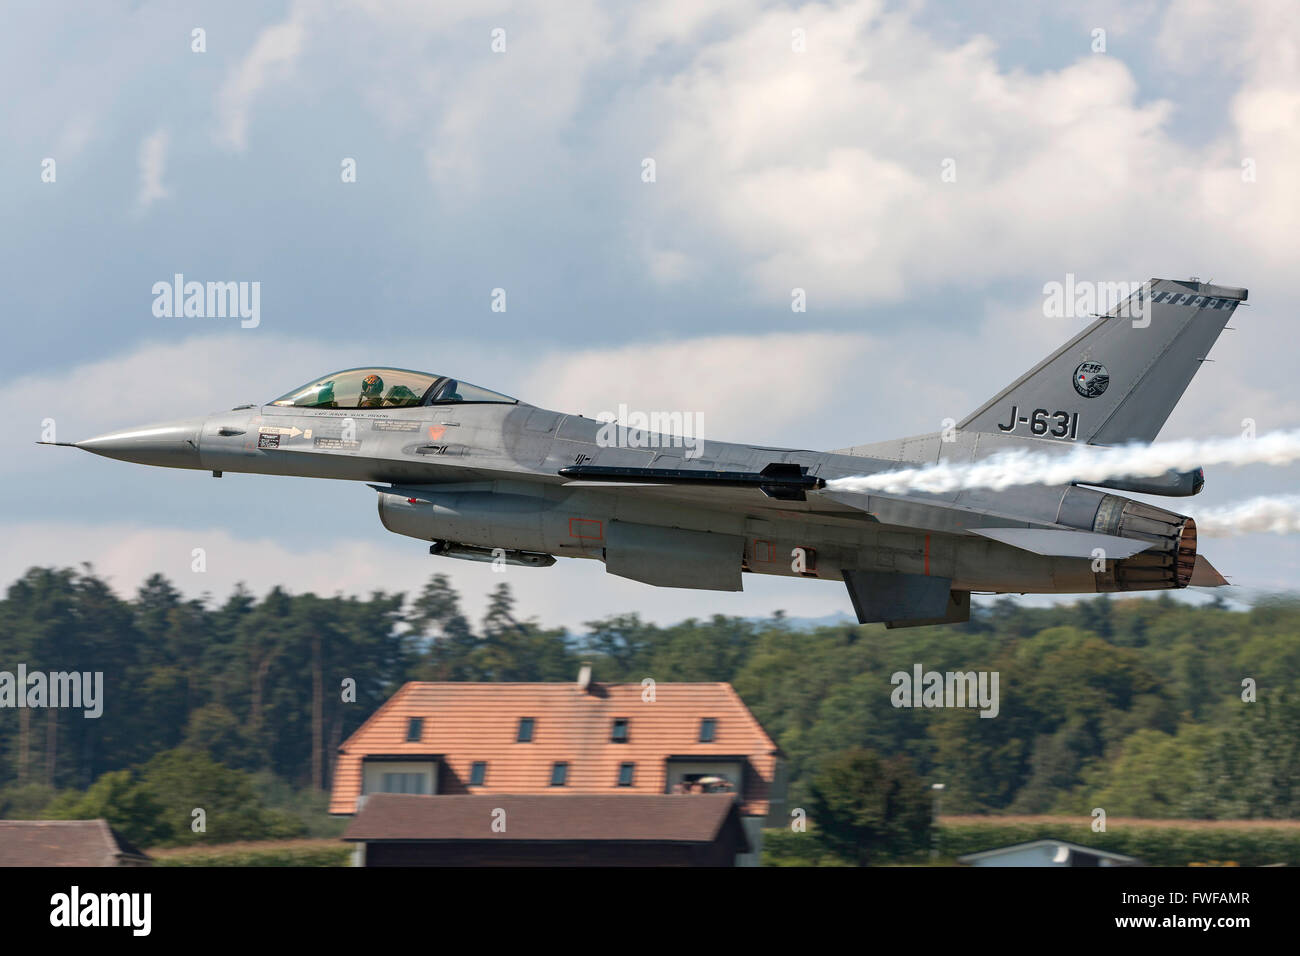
[1188,494,1300,537]
[825,430,1300,495]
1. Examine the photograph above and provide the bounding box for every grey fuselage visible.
[76,398,1196,599]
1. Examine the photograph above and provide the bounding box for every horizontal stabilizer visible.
[970,527,1151,559]
[1189,554,1229,587]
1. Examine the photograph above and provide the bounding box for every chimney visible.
[577,662,593,693]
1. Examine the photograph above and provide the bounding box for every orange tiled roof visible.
[330,681,779,816]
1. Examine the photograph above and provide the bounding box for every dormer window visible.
[610,718,629,743]
[406,718,424,742]
[617,762,635,787]
[517,717,535,742]
[470,761,487,786]
[698,718,716,742]
[550,762,568,786]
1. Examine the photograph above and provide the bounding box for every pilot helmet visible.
[361,373,384,397]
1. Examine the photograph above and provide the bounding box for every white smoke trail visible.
[825,430,1300,496]
[1188,494,1300,537]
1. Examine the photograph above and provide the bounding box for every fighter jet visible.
[50,278,1241,627]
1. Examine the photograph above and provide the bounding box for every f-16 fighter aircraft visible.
[52,278,1242,627]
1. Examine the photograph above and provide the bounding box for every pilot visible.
[359,373,385,408]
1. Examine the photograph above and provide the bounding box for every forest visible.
[1,564,1298,849]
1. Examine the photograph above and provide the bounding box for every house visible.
[344,793,750,866]
[0,820,151,867]
[330,667,785,865]
[957,839,1142,867]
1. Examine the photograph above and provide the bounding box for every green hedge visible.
[153,845,353,867]
[761,827,854,866]
[764,822,1300,866]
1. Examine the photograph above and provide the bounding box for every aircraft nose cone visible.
[76,418,205,469]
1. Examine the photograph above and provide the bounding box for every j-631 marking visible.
[995,405,1080,440]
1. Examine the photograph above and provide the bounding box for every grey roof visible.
[957,838,1141,865]
[344,793,748,849]
[0,819,151,866]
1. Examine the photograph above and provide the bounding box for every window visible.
[550,762,568,786]
[271,367,516,409]
[363,760,436,797]
[610,718,629,743]
[406,718,423,742]
[517,717,535,742]
[380,772,427,795]
[427,379,516,405]
[698,718,717,742]
[469,761,487,786]
[272,368,440,409]
[679,772,734,794]
[617,762,635,787]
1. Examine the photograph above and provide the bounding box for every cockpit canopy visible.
[271,367,516,409]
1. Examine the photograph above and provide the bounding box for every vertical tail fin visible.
[959,278,1246,445]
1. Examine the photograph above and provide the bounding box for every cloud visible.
[645,248,694,283]
[193,0,1299,303]
[517,331,874,442]
[635,1,1235,303]
[56,112,96,158]
[135,128,170,210]
[216,7,308,151]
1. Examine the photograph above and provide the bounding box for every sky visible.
[2,0,1298,629]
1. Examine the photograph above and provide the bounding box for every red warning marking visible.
[753,539,774,562]
[924,534,931,576]
[428,426,446,441]
[569,517,603,540]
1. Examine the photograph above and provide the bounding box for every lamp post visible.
[930,783,945,861]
